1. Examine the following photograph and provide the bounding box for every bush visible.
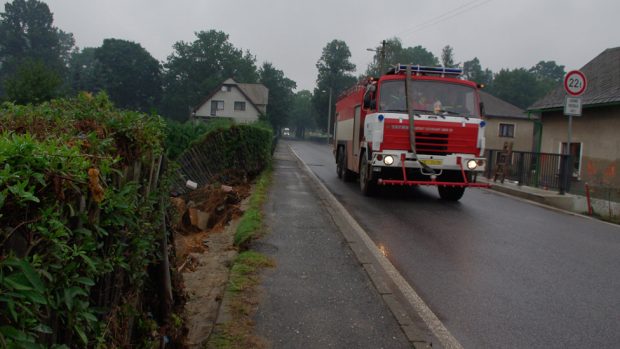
[174,122,273,193]
[164,118,233,160]
[0,92,171,347]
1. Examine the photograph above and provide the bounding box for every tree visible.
[68,47,105,94]
[529,60,565,82]
[529,60,565,95]
[160,30,259,121]
[313,39,356,133]
[462,57,493,86]
[441,45,455,67]
[0,0,74,98]
[4,58,61,104]
[291,90,317,139]
[365,38,439,76]
[94,39,162,112]
[487,68,547,109]
[258,62,296,131]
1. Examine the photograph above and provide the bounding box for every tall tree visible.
[462,57,493,86]
[366,38,438,76]
[313,39,356,133]
[94,39,162,112]
[68,47,105,94]
[0,0,74,100]
[290,90,317,139]
[529,60,565,82]
[258,62,296,131]
[529,60,565,94]
[160,30,258,121]
[487,68,548,109]
[4,58,61,104]
[441,45,455,67]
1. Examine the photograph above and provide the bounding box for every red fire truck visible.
[333,64,489,200]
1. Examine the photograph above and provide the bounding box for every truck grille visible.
[415,132,449,154]
[382,120,479,155]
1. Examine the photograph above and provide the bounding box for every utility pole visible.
[367,40,387,75]
[379,40,386,74]
[327,86,333,139]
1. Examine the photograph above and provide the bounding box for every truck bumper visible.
[371,152,491,188]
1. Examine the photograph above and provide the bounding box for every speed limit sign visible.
[564,70,587,96]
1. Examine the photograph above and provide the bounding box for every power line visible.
[394,0,493,38]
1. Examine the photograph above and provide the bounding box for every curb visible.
[288,145,463,349]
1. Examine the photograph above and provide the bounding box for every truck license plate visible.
[420,159,442,166]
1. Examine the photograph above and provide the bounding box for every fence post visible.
[559,155,568,195]
[517,152,525,186]
[486,150,494,179]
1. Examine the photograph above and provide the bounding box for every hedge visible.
[0,93,173,347]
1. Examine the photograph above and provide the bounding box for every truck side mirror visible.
[479,102,485,116]
[363,84,376,110]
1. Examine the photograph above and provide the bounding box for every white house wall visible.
[195,87,261,123]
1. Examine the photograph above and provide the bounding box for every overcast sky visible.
[43,0,619,91]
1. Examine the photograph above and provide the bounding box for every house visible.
[528,47,620,192]
[479,90,537,152]
[191,78,268,124]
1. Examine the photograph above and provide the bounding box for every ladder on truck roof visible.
[389,64,463,77]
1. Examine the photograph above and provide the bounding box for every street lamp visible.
[367,40,387,74]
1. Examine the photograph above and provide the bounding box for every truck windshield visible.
[379,80,479,117]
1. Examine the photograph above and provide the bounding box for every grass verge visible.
[233,166,272,247]
[207,167,275,349]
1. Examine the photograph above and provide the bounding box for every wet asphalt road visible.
[289,140,620,349]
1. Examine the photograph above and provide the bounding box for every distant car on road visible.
[282,127,291,136]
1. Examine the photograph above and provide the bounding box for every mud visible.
[171,182,252,348]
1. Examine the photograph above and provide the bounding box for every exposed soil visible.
[171,181,253,348]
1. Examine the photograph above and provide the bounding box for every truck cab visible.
[334,65,489,200]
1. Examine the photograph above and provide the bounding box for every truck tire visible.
[337,147,354,182]
[337,148,345,179]
[438,186,465,201]
[359,152,376,196]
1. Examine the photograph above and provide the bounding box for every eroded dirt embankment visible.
[171,181,252,348]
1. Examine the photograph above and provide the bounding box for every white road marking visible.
[290,145,464,349]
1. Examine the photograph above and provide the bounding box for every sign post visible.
[560,70,587,194]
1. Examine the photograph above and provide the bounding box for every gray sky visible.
[44,0,619,91]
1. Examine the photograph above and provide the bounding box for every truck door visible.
[353,105,361,159]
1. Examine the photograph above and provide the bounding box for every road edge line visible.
[289,145,463,349]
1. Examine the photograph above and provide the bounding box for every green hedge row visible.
[164,118,233,160]
[0,93,171,347]
[174,122,273,192]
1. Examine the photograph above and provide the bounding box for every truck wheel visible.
[438,186,465,201]
[359,152,376,196]
[337,148,345,179]
[337,147,354,182]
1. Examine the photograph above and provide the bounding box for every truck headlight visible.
[466,159,478,170]
[384,155,394,165]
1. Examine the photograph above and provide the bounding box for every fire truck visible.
[333,64,489,200]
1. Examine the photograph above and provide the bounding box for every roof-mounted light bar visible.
[394,64,463,76]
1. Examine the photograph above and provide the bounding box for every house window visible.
[561,142,582,178]
[499,123,515,138]
[221,85,232,92]
[210,100,224,116]
[234,101,246,111]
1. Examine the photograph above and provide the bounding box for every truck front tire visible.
[438,186,465,201]
[360,152,376,196]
